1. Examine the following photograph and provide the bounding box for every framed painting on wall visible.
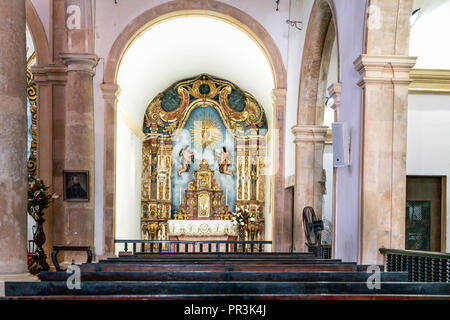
[63,170,89,202]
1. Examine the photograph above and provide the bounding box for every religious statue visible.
[177,146,194,176]
[215,147,233,176]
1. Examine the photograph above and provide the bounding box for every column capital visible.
[60,53,99,76]
[327,82,342,111]
[100,82,121,102]
[354,54,417,88]
[291,125,328,144]
[31,64,67,84]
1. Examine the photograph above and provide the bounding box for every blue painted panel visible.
[171,106,236,216]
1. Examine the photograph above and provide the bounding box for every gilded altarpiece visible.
[141,74,268,247]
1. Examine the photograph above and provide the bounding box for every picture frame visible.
[63,170,89,202]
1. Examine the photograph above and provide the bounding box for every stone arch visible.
[100,0,287,256]
[103,0,286,88]
[297,0,340,125]
[25,0,50,65]
[291,0,340,253]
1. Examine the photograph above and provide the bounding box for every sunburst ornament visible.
[189,113,222,151]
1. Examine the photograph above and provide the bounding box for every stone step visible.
[38,271,409,282]
[126,253,316,259]
[79,263,358,272]
[5,281,450,296]
[100,258,344,265]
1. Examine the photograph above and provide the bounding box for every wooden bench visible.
[51,245,93,271]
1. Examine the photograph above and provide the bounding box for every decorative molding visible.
[168,219,238,237]
[117,106,145,140]
[100,83,120,102]
[291,125,328,144]
[325,128,332,145]
[409,68,450,94]
[60,53,99,75]
[31,64,67,84]
[354,54,417,88]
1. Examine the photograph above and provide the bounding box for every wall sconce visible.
[286,20,303,30]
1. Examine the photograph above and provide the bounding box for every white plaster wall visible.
[332,0,366,262]
[407,94,450,252]
[410,0,450,69]
[284,0,314,179]
[114,117,142,255]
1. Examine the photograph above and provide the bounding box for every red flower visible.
[32,186,37,191]
[37,196,42,201]
[46,195,52,199]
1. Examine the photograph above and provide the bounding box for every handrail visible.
[115,240,272,244]
[379,248,449,283]
[115,239,272,254]
[380,248,450,259]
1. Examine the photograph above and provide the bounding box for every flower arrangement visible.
[231,207,255,226]
[27,176,59,221]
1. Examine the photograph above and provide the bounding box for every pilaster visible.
[354,54,416,265]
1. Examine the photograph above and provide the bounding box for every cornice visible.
[60,53,99,75]
[409,68,450,94]
[291,125,329,143]
[354,54,417,88]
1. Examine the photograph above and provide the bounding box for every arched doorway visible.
[292,0,340,252]
[101,2,286,256]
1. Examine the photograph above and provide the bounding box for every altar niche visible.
[140,74,268,251]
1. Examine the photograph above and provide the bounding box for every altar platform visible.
[167,219,238,252]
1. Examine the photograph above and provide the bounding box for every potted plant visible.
[27,176,59,274]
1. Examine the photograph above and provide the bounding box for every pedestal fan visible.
[302,206,324,257]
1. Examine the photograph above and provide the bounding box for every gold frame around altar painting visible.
[140,74,267,247]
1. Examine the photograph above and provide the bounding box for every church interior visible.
[0,0,449,301]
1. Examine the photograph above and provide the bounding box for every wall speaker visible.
[331,122,350,167]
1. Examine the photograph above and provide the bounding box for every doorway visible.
[406,176,447,252]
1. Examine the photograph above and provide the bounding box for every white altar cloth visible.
[168,220,238,237]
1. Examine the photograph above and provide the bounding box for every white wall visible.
[407,94,450,251]
[333,0,366,262]
[115,117,142,255]
[410,0,450,69]
[284,0,314,179]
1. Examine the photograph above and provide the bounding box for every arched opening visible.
[292,0,340,252]
[112,15,279,254]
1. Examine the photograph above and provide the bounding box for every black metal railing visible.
[307,244,331,259]
[115,240,272,254]
[380,248,450,282]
